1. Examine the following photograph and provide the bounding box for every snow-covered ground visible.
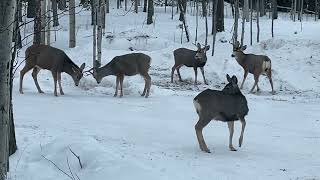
[9,4,320,180]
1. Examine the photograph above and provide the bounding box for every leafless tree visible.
[232,0,239,46]
[202,0,207,17]
[147,0,154,24]
[143,0,147,12]
[250,0,252,45]
[256,0,260,43]
[212,0,218,56]
[52,0,59,26]
[41,0,47,44]
[216,0,224,32]
[135,0,138,13]
[34,0,42,44]
[69,0,76,48]
[244,0,249,21]
[178,0,190,42]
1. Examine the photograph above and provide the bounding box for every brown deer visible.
[231,41,275,94]
[193,74,249,153]
[90,53,152,98]
[171,43,210,85]
[19,44,85,96]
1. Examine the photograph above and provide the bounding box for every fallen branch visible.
[69,148,83,169]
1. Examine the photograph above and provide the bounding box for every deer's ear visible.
[226,74,231,82]
[241,45,247,51]
[197,43,201,49]
[231,75,238,84]
[80,63,85,71]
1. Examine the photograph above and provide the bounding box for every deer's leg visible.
[239,117,246,147]
[176,65,183,82]
[19,65,33,94]
[171,65,177,83]
[193,67,198,85]
[114,76,120,97]
[141,78,147,97]
[250,74,260,93]
[31,67,44,93]
[200,67,208,85]
[57,72,64,95]
[195,117,211,153]
[119,74,124,97]
[51,71,58,96]
[240,71,248,89]
[267,69,275,94]
[227,121,237,151]
[142,73,151,98]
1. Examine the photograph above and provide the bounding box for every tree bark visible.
[46,0,51,45]
[178,0,190,42]
[58,0,66,10]
[147,0,154,24]
[135,0,138,13]
[117,0,120,9]
[233,0,239,47]
[40,0,46,45]
[240,2,245,47]
[69,0,76,48]
[97,0,103,64]
[250,0,252,45]
[143,0,147,12]
[0,0,16,178]
[244,0,249,21]
[216,0,224,32]
[212,0,218,56]
[125,0,127,10]
[256,0,260,43]
[27,0,36,18]
[202,0,207,17]
[106,0,109,13]
[195,0,198,42]
[52,0,59,26]
[34,0,42,45]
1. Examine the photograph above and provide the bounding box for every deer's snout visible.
[231,54,235,57]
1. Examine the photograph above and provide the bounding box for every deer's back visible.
[174,48,205,67]
[25,44,68,70]
[110,53,151,76]
[244,54,271,73]
[194,89,249,121]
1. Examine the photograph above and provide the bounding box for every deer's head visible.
[222,74,240,94]
[71,63,85,86]
[231,41,247,58]
[195,43,210,61]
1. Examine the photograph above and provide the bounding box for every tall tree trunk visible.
[178,0,190,42]
[202,0,207,17]
[233,0,239,47]
[106,0,109,13]
[69,0,76,48]
[256,0,260,43]
[143,0,147,12]
[34,0,42,44]
[117,0,120,9]
[92,0,98,69]
[27,0,36,18]
[97,0,103,64]
[52,0,59,26]
[135,0,138,13]
[315,0,317,21]
[125,0,127,10]
[46,0,51,45]
[195,0,198,42]
[0,0,16,178]
[244,0,249,21]
[58,0,66,10]
[40,0,46,45]
[240,2,245,47]
[216,0,224,32]
[260,0,265,16]
[271,0,275,37]
[294,0,297,21]
[147,0,154,24]
[212,0,218,56]
[165,0,168,12]
[250,0,252,45]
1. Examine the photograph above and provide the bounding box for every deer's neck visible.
[235,52,247,67]
[64,62,77,76]
[98,64,114,77]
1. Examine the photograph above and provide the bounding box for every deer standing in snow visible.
[231,41,275,94]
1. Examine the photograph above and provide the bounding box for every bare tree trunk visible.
[93,0,98,69]
[58,0,66,10]
[250,0,252,45]
[244,0,249,21]
[0,0,16,178]
[97,0,103,64]
[165,0,168,12]
[69,0,76,48]
[178,0,190,42]
[216,0,224,32]
[240,2,245,47]
[195,0,198,42]
[233,0,239,46]
[106,0,109,13]
[260,0,265,16]
[147,0,154,24]
[202,0,207,17]
[294,0,297,21]
[40,0,46,45]
[27,0,36,18]
[256,0,260,43]
[52,0,59,26]
[135,0,138,13]
[34,0,42,45]
[46,0,51,45]
[315,0,317,21]
[205,6,208,45]
[143,0,147,12]
[117,0,120,9]
[125,0,127,10]
[271,0,275,37]
[212,0,218,56]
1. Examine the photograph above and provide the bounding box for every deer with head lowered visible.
[231,41,275,94]
[89,53,152,98]
[193,74,249,153]
[19,44,85,96]
[171,43,210,85]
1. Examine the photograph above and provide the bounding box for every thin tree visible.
[294,0,297,21]
[0,0,16,178]
[34,0,42,44]
[97,0,103,64]
[212,0,218,56]
[52,0,59,26]
[125,0,127,10]
[250,0,252,45]
[233,0,239,46]
[244,0,249,21]
[46,0,51,45]
[147,0,154,24]
[202,0,207,17]
[40,0,47,44]
[143,0,147,12]
[195,0,198,42]
[216,0,224,32]
[106,0,109,13]
[27,0,36,18]
[271,0,275,37]
[92,0,98,70]
[256,0,260,43]
[178,0,190,42]
[69,0,76,48]
[165,0,168,12]
[240,1,246,47]
[135,0,138,13]
[117,0,120,9]
[315,0,318,21]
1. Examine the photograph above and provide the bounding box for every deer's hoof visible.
[229,146,237,151]
[39,91,44,94]
[271,91,276,95]
[19,90,24,94]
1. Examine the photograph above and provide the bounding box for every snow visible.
[8,3,320,180]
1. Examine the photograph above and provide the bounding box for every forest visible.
[0,0,319,179]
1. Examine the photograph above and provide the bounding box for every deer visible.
[193,74,249,153]
[89,53,152,98]
[19,44,86,96]
[171,43,210,85]
[231,41,275,94]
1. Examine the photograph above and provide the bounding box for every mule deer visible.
[19,44,85,96]
[193,74,249,153]
[171,43,210,85]
[231,41,275,94]
[91,53,151,98]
